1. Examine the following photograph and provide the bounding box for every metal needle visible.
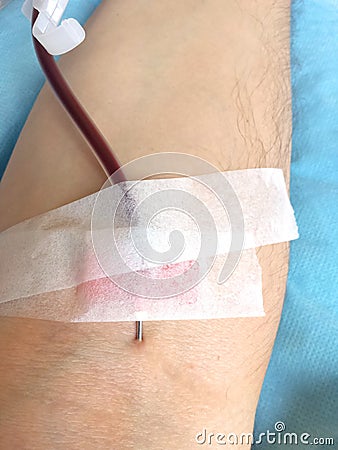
[136,320,143,341]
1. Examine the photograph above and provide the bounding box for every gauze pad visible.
[0,168,298,322]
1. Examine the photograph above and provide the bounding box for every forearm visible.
[0,1,291,449]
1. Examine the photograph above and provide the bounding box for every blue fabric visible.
[0,0,101,177]
[0,0,337,445]
[254,1,338,447]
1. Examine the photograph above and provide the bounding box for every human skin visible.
[0,1,291,449]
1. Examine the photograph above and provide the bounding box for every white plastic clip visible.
[22,0,85,55]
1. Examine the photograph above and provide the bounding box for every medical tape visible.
[0,168,298,322]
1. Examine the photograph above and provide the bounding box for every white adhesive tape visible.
[0,168,298,322]
[0,250,263,322]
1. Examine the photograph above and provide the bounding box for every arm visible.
[0,1,291,448]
